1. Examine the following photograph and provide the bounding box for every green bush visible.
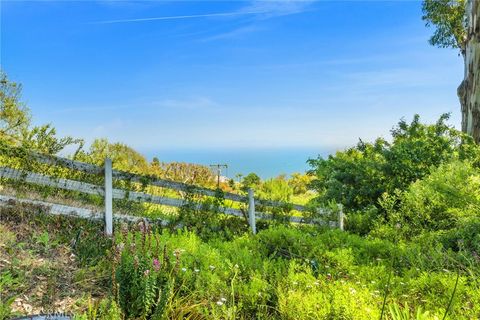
[308,114,480,212]
[380,160,480,238]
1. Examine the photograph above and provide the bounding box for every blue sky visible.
[1,1,464,177]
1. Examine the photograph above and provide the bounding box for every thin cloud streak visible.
[92,10,268,24]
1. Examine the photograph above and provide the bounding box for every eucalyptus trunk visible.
[459,0,480,142]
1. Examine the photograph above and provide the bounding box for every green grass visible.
[1,203,479,320]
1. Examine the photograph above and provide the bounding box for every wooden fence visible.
[0,151,344,235]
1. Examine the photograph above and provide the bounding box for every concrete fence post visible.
[338,204,344,231]
[104,158,113,236]
[247,188,256,234]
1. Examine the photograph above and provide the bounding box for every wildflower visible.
[153,258,160,271]
[144,269,150,277]
[182,267,187,272]
[194,268,200,273]
[216,301,223,306]
[209,265,216,271]
[220,297,227,302]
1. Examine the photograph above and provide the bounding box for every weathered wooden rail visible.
[0,150,343,235]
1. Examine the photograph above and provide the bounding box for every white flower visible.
[220,297,227,302]
[194,268,200,273]
[181,268,187,272]
[209,265,216,270]
[216,301,223,306]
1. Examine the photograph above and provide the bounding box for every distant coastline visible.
[141,147,337,179]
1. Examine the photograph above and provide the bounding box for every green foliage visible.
[240,172,261,192]
[113,227,179,319]
[0,71,30,145]
[175,187,248,240]
[288,173,314,195]
[75,298,123,320]
[77,138,150,174]
[0,71,83,155]
[388,303,431,320]
[257,176,293,203]
[0,272,18,320]
[422,0,466,52]
[308,114,480,211]
[379,160,480,239]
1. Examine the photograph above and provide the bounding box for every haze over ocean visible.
[142,147,334,179]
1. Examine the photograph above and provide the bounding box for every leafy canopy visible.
[0,71,83,155]
[422,0,466,53]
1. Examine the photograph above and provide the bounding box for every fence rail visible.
[0,149,343,234]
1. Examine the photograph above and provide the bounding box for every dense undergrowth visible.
[1,202,479,320]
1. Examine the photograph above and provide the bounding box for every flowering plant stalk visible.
[112,223,180,319]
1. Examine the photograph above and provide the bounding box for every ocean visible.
[141,147,336,179]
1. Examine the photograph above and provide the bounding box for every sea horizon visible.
[140,146,339,180]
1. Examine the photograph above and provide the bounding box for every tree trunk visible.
[459,0,480,142]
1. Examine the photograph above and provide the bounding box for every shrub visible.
[308,114,480,212]
[383,160,480,238]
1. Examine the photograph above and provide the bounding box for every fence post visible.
[338,204,344,231]
[104,158,113,236]
[248,188,256,234]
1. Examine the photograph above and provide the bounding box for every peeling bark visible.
[460,0,480,142]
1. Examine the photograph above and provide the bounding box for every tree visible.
[0,71,83,155]
[0,71,30,145]
[78,138,149,173]
[241,173,261,192]
[423,0,480,142]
